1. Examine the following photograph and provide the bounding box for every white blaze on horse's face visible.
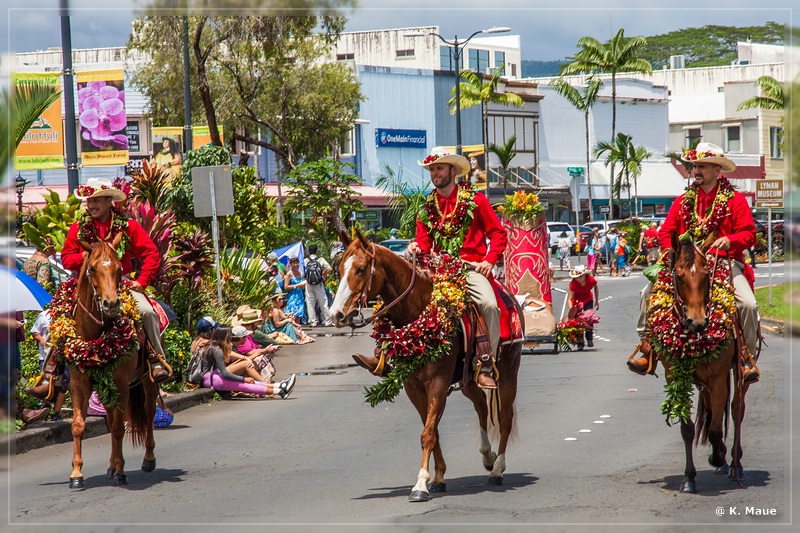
[329,255,356,325]
[102,260,112,267]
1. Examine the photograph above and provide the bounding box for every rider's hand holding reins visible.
[129,280,145,293]
[474,260,493,277]
[710,236,731,251]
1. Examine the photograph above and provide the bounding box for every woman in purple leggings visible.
[199,324,296,399]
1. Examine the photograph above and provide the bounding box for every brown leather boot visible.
[352,349,391,377]
[627,340,658,376]
[150,361,171,384]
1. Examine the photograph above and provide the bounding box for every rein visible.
[351,244,418,328]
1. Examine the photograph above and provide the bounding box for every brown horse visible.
[67,232,159,489]
[657,233,750,493]
[329,231,522,502]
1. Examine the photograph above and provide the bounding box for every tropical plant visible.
[374,162,426,238]
[285,157,364,242]
[738,75,785,111]
[218,247,276,317]
[170,228,214,329]
[128,158,173,210]
[665,137,702,178]
[561,29,652,216]
[549,77,603,220]
[449,67,524,172]
[488,134,518,199]
[497,190,545,225]
[21,191,84,252]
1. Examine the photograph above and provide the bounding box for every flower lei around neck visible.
[679,176,735,242]
[418,183,477,257]
[77,208,130,260]
[646,248,736,423]
[48,278,141,409]
[364,254,468,407]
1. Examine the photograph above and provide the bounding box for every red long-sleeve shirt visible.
[659,185,755,263]
[62,217,161,288]
[415,190,507,265]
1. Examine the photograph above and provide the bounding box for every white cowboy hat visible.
[569,265,589,278]
[74,178,127,202]
[418,147,470,178]
[680,142,737,173]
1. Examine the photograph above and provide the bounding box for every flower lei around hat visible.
[48,278,141,409]
[78,208,130,260]
[646,243,736,423]
[419,182,477,257]
[75,184,110,197]
[682,147,723,162]
[364,254,468,407]
[422,152,447,165]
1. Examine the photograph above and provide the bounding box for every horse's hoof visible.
[429,482,447,493]
[69,477,85,490]
[409,490,429,502]
[728,465,744,480]
[714,463,729,475]
[141,458,156,473]
[113,474,128,486]
[105,467,115,480]
[680,481,697,493]
[487,475,503,486]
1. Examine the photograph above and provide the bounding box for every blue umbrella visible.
[0,266,53,313]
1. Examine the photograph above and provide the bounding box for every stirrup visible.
[627,342,658,377]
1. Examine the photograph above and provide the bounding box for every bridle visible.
[671,241,724,328]
[349,243,418,328]
[74,241,121,327]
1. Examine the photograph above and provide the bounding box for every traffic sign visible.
[755,179,784,209]
[599,205,610,214]
[567,166,584,176]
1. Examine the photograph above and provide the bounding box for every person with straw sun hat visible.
[351,146,507,390]
[26,178,171,400]
[567,265,599,349]
[628,142,759,383]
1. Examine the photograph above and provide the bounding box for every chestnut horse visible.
[68,232,159,488]
[656,234,750,493]
[330,231,522,502]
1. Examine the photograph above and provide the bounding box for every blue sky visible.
[3,1,793,61]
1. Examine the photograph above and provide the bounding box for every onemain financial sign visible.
[375,128,427,148]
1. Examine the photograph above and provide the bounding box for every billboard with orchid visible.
[76,69,129,167]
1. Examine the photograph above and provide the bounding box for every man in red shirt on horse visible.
[28,178,171,399]
[628,143,759,383]
[352,147,507,389]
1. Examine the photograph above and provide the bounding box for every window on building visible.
[338,128,355,157]
[724,124,741,153]
[468,48,489,73]
[336,52,354,61]
[770,126,784,159]
[493,51,505,75]
[396,49,415,58]
[684,127,702,148]
[440,46,454,71]
[510,64,516,77]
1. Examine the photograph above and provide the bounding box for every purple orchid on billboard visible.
[77,80,128,151]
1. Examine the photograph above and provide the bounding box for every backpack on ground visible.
[306,257,324,285]
[184,345,207,385]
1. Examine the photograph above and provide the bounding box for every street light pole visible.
[15,173,26,234]
[405,27,510,156]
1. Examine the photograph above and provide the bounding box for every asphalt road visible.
[4,266,794,531]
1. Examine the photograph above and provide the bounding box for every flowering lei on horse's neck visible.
[77,207,130,260]
[648,177,738,423]
[418,182,477,257]
[364,254,468,407]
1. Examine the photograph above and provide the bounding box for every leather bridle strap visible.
[351,245,418,328]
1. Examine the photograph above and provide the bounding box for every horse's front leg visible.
[728,381,749,481]
[68,372,90,489]
[679,417,698,493]
[107,380,130,486]
[704,377,728,472]
[141,380,158,472]
[406,380,448,502]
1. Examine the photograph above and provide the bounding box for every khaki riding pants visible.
[636,261,758,357]
[467,270,500,359]
[130,290,167,357]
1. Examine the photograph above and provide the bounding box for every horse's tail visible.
[127,380,149,448]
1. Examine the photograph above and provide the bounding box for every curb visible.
[9,388,216,455]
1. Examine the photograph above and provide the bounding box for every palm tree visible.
[625,143,653,218]
[737,76,785,111]
[449,67,524,179]
[594,132,637,214]
[375,162,428,238]
[561,29,652,216]
[488,134,517,199]
[1,79,61,178]
[549,77,603,220]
